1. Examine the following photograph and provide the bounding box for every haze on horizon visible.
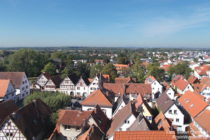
[1,0,210,48]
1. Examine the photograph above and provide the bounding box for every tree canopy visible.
[42,62,57,75]
[102,63,117,82]
[6,49,48,77]
[168,62,192,79]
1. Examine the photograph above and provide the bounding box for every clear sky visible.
[0,0,210,48]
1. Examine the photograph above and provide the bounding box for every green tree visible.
[42,62,56,75]
[6,49,48,77]
[130,60,145,82]
[147,63,165,81]
[168,62,192,79]
[117,54,129,64]
[90,64,103,78]
[102,63,117,82]
[75,62,90,78]
[61,59,74,78]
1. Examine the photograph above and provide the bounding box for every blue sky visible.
[0,0,210,47]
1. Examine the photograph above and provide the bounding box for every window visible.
[176,119,179,122]
[64,125,71,130]
[77,87,80,90]
[174,110,177,114]
[169,110,172,114]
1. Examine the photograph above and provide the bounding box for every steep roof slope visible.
[178,91,208,118]
[0,72,25,88]
[80,89,112,107]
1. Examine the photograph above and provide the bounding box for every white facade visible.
[166,87,176,100]
[75,78,89,97]
[44,79,57,92]
[17,74,30,100]
[177,84,194,95]
[108,114,136,140]
[151,80,163,95]
[36,74,48,88]
[0,119,26,140]
[88,76,100,95]
[112,100,126,117]
[164,104,186,131]
[59,77,75,95]
[82,105,112,119]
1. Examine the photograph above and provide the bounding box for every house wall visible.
[44,80,56,92]
[166,88,175,100]
[164,104,185,131]
[3,82,16,102]
[112,101,126,117]
[82,105,112,119]
[0,119,26,140]
[151,81,163,94]
[118,114,136,131]
[18,74,30,100]
[142,104,152,123]
[88,77,100,95]
[36,74,48,88]
[59,124,81,140]
[59,77,75,95]
[75,79,89,97]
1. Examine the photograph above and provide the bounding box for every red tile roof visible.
[188,75,198,84]
[58,110,92,127]
[195,65,210,76]
[178,91,208,118]
[0,72,25,89]
[103,83,152,97]
[114,131,176,140]
[115,77,133,84]
[194,109,210,135]
[0,80,10,98]
[154,112,171,132]
[80,89,113,107]
[172,79,189,91]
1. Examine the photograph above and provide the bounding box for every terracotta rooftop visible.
[80,89,113,107]
[58,110,92,127]
[0,80,11,98]
[195,65,210,76]
[114,131,176,140]
[154,112,171,132]
[0,72,26,89]
[115,77,133,84]
[188,75,198,84]
[172,79,189,91]
[103,83,152,97]
[178,91,208,118]
[194,109,210,135]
